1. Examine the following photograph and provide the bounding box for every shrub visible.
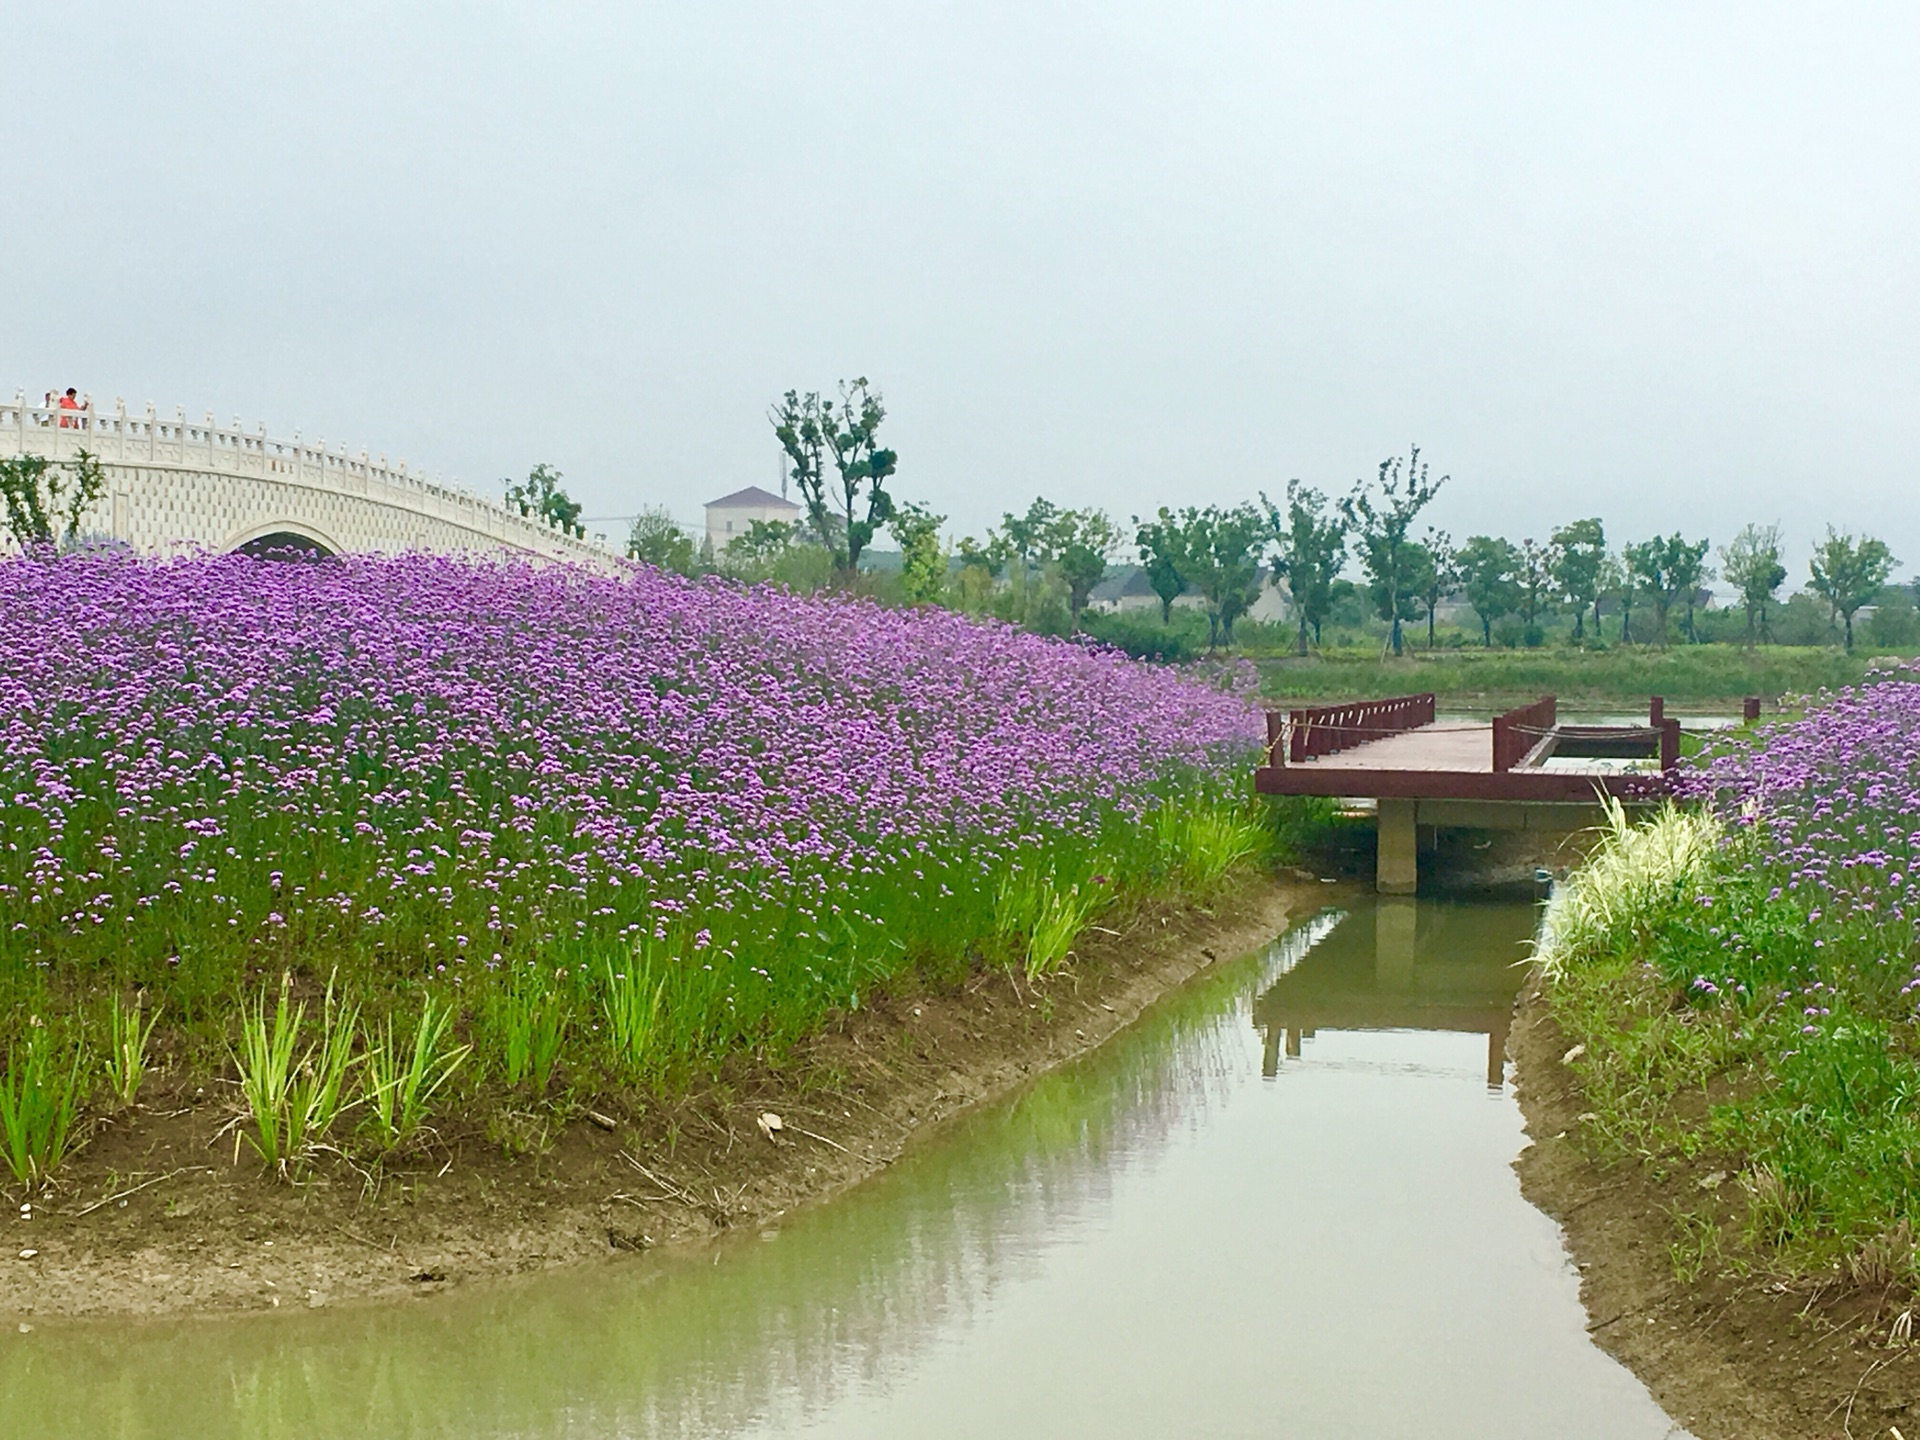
[1080,609,1203,662]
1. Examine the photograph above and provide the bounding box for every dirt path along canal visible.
[0,894,1691,1438]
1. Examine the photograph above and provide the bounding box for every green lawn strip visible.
[1252,647,1883,708]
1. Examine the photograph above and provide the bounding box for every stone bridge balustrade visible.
[1,392,624,572]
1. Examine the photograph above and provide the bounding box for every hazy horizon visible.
[7,3,1918,572]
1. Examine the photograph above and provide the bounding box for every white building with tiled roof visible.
[704,485,801,552]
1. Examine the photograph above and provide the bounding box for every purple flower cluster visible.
[1678,669,1920,1024]
[1681,675,1920,917]
[0,553,1260,990]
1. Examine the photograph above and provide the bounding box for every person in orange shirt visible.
[56,387,81,429]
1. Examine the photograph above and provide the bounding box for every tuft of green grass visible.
[0,1024,83,1190]
[362,994,469,1153]
[487,968,570,1097]
[104,992,160,1108]
[232,975,360,1176]
[233,982,303,1172]
[600,945,666,1085]
[993,868,1103,980]
[1152,797,1269,894]
[1536,798,1720,978]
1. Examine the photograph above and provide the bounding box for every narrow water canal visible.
[1,895,1690,1439]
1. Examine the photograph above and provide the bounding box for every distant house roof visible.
[706,486,799,511]
[1089,565,1161,604]
[1088,564,1286,604]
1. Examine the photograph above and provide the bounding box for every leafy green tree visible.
[1132,508,1191,623]
[1175,503,1267,647]
[1549,519,1607,640]
[997,497,1060,623]
[771,377,898,575]
[1516,538,1553,637]
[722,518,799,574]
[626,506,696,574]
[889,501,948,606]
[1370,538,1432,638]
[1414,529,1459,649]
[1260,480,1347,655]
[1865,589,1920,649]
[1624,534,1710,647]
[504,462,584,537]
[1046,508,1120,628]
[953,533,1005,613]
[1340,446,1447,656]
[1809,527,1898,652]
[1457,535,1520,646]
[1607,552,1639,644]
[0,449,105,552]
[1718,523,1788,645]
[1667,536,1713,642]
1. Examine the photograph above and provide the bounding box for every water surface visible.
[0,895,1688,1439]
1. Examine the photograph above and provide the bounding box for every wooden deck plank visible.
[1287,723,1493,773]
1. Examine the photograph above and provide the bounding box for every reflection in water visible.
[1255,897,1534,1085]
[0,897,1687,1440]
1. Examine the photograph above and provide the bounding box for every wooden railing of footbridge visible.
[1263,692,1436,768]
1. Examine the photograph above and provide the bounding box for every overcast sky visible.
[7,3,1918,570]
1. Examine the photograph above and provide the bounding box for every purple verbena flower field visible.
[0,552,1266,1101]
[1548,667,1920,1283]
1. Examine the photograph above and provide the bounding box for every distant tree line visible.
[614,386,1908,660]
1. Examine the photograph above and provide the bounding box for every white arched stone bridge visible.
[1,392,622,571]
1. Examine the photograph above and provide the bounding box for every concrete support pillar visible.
[1376,798,1419,895]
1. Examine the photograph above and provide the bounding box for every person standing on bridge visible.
[56,387,82,429]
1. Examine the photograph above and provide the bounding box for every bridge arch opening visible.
[228,522,340,560]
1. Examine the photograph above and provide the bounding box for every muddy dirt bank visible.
[1512,983,1920,1440]
[0,875,1312,1324]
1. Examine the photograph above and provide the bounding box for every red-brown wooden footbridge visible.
[1254,692,1699,894]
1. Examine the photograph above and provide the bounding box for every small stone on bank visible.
[757,1112,783,1140]
[17,1249,36,1260]
[1561,1044,1586,1064]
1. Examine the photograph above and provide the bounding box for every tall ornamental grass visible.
[0,552,1274,1179]
[1542,665,1920,1288]
[1535,799,1721,978]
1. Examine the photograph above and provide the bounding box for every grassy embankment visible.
[0,553,1329,1194]
[1536,668,1920,1289]
[1256,646,1883,711]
